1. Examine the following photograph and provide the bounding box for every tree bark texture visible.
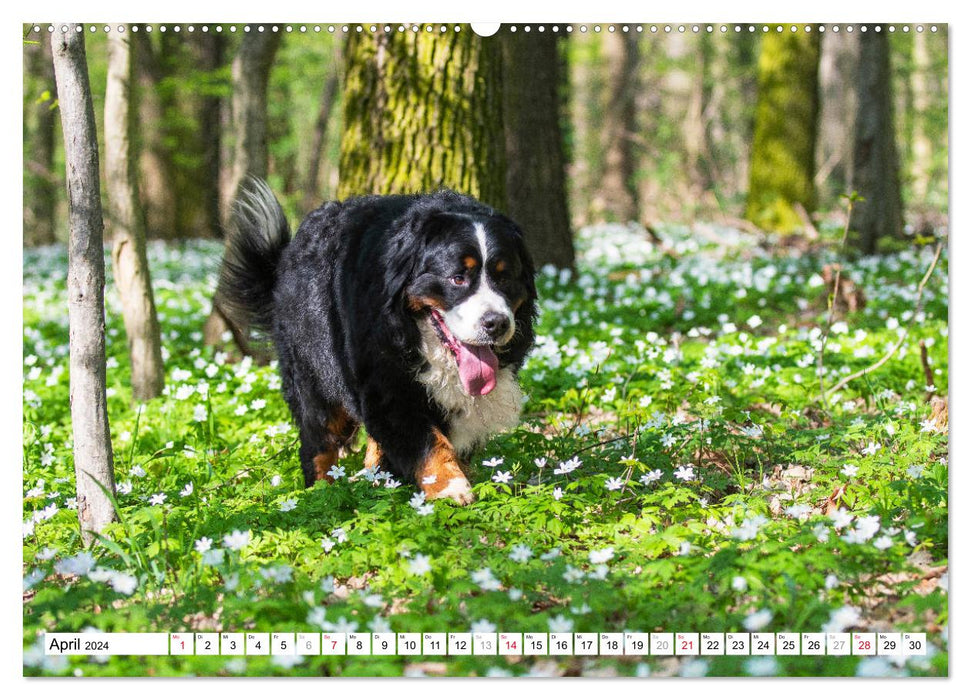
[23,34,59,246]
[338,25,505,210]
[850,27,904,253]
[745,27,821,233]
[52,24,116,545]
[105,27,166,402]
[498,27,575,270]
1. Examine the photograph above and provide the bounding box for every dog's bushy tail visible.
[217,179,291,333]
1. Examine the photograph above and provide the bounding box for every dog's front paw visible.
[416,429,476,506]
[426,475,476,505]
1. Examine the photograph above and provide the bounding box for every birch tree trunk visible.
[499,27,574,269]
[52,24,116,545]
[105,27,165,401]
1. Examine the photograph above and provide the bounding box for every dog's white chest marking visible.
[416,322,523,455]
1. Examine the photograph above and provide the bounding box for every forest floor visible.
[22,221,948,677]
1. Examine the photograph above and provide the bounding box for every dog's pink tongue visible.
[455,342,498,396]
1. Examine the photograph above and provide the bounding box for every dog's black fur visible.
[218,182,537,492]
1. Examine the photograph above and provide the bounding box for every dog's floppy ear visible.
[496,213,538,310]
[497,216,539,369]
[380,208,449,307]
[380,229,420,312]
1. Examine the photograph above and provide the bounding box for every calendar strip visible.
[43,631,928,657]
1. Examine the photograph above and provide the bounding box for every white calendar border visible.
[7,1,960,698]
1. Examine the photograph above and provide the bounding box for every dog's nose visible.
[481,312,511,341]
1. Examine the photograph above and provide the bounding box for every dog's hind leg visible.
[363,436,383,470]
[299,406,359,487]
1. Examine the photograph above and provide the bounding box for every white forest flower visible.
[744,609,772,631]
[223,530,251,551]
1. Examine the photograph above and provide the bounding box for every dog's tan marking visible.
[407,294,444,313]
[313,450,339,484]
[311,407,357,484]
[462,256,478,270]
[417,429,474,505]
[326,408,355,441]
[364,436,383,469]
[494,259,507,273]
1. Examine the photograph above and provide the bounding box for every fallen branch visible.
[825,242,943,398]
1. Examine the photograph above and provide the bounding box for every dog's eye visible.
[449,274,468,286]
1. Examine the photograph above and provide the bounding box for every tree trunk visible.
[849,27,903,254]
[188,31,226,238]
[207,30,282,356]
[52,24,116,545]
[23,35,58,246]
[816,30,859,206]
[338,25,505,209]
[498,27,574,270]
[133,31,178,239]
[745,26,821,233]
[301,62,340,211]
[597,31,639,222]
[105,27,165,402]
[222,31,283,222]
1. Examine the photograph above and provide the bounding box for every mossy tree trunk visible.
[338,25,505,209]
[745,27,821,233]
[498,27,574,270]
[105,27,166,402]
[52,24,116,545]
[23,34,58,246]
[849,27,903,254]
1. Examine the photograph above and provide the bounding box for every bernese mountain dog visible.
[218,182,537,505]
